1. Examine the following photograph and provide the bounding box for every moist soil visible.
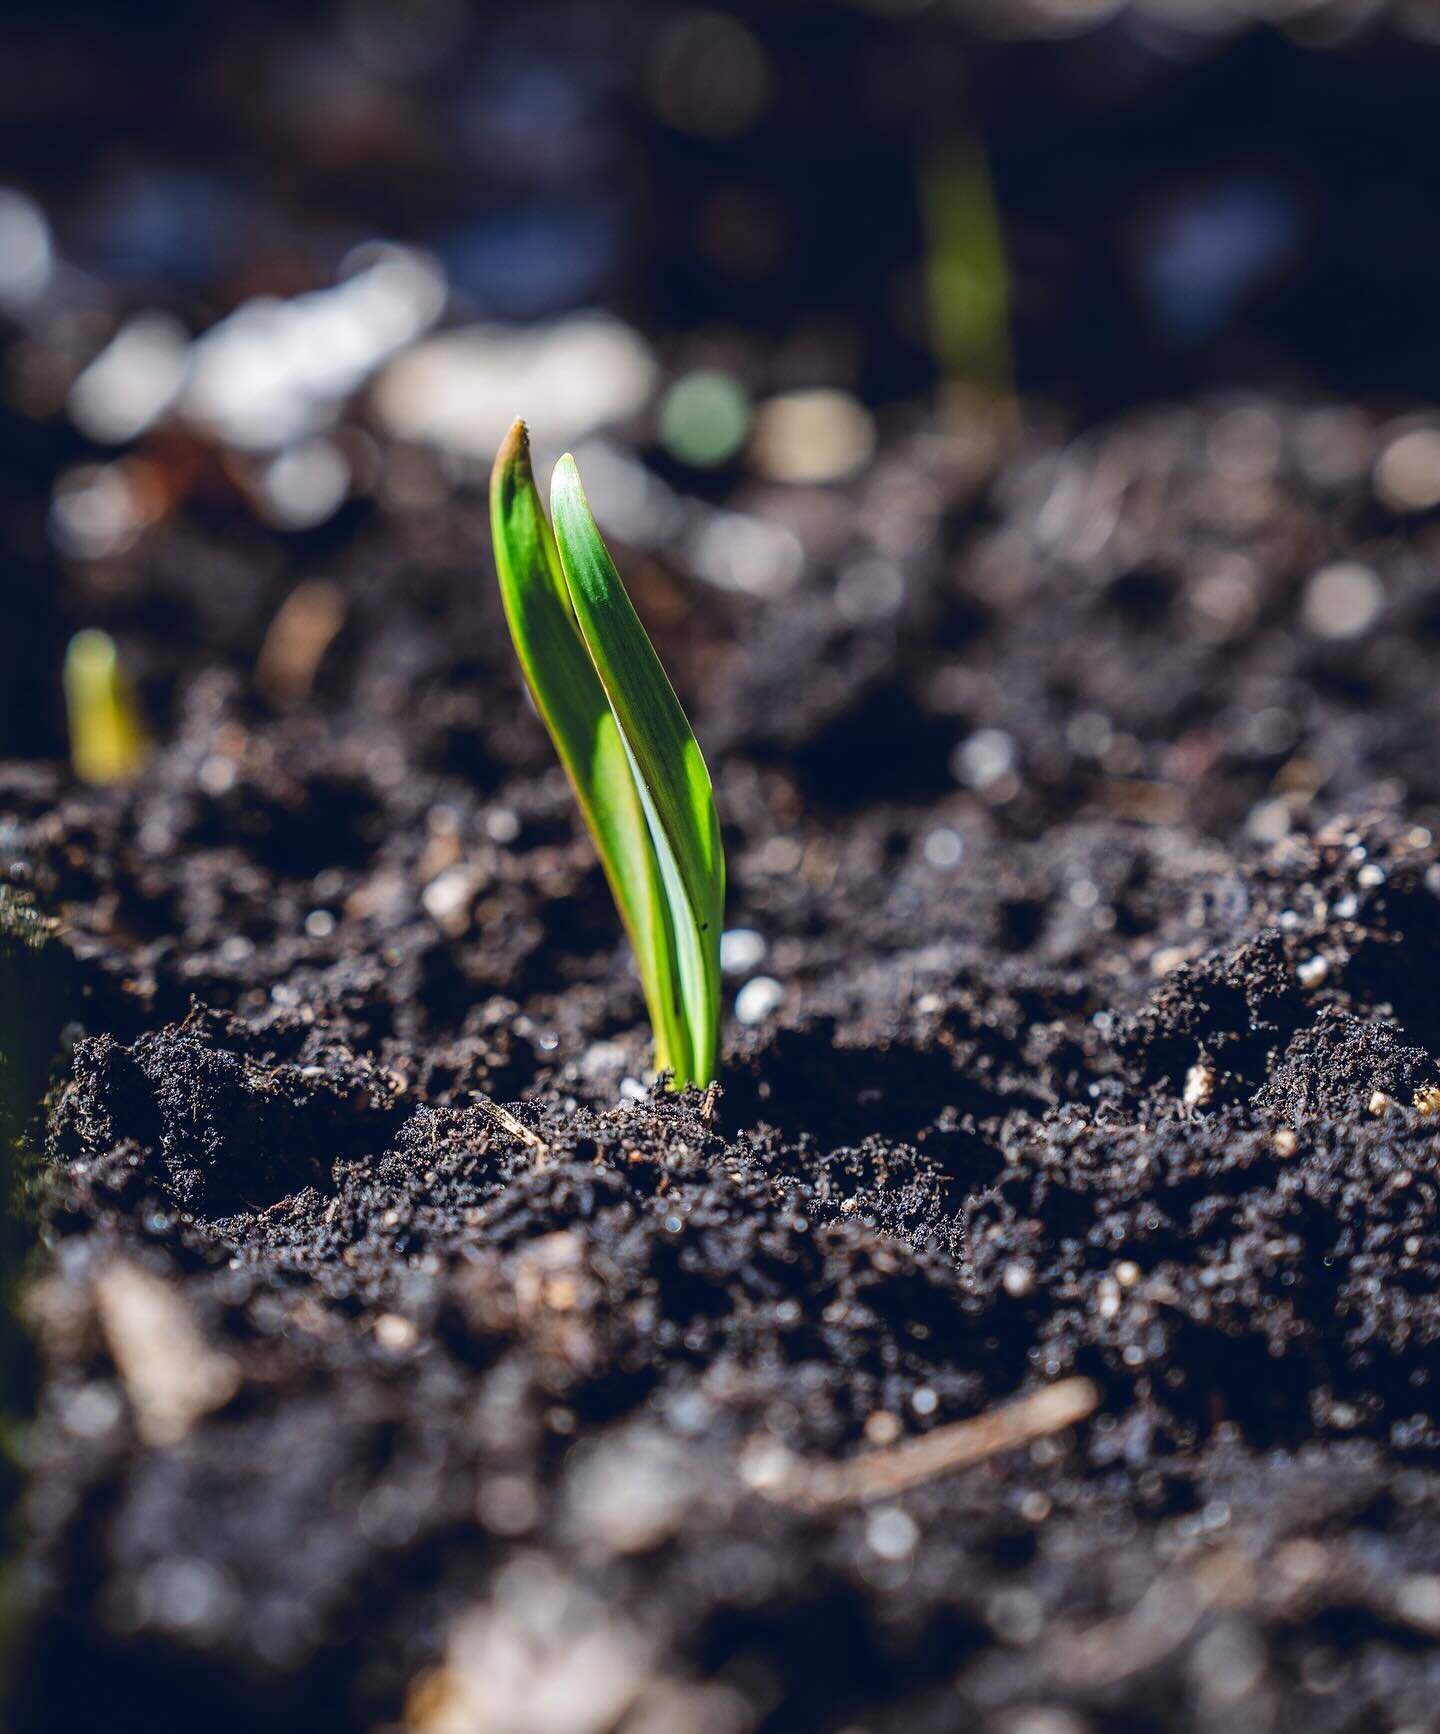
[10,394,1440,1733]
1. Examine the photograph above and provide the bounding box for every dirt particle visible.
[373,1313,418,1353]
[1413,1085,1440,1118]
[1183,1062,1216,1108]
[1003,1262,1036,1298]
[864,1411,902,1446]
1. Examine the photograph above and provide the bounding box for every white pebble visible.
[1246,798,1291,844]
[750,389,875,484]
[422,864,480,928]
[923,827,964,868]
[69,311,190,445]
[865,1507,918,1560]
[373,1313,418,1352]
[734,975,783,1026]
[1375,426,1440,512]
[720,928,766,975]
[950,728,1015,791]
[1302,561,1382,639]
[1184,1063,1216,1108]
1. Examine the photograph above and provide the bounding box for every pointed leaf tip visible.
[547,450,724,1085]
[490,422,695,1082]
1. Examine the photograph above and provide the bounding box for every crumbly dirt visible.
[10,394,1440,1733]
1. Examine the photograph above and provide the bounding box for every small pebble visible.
[865,1507,917,1560]
[863,1411,902,1446]
[734,975,784,1025]
[1246,798,1291,843]
[1375,425,1440,512]
[1272,1128,1299,1157]
[997,1711,1088,1734]
[750,389,875,484]
[373,1313,418,1353]
[1301,561,1382,639]
[950,728,1016,792]
[987,1586,1044,1645]
[923,827,964,868]
[1369,1090,1399,1117]
[476,1473,537,1536]
[1395,1574,1440,1633]
[1296,955,1329,989]
[1188,1619,1266,1705]
[1183,1062,1215,1108]
[720,928,766,975]
[422,864,481,932]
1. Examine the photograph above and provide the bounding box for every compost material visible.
[10,395,1440,1733]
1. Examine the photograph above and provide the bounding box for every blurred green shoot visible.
[490,422,724,1089]
[63,629,149,786]
[922,140,1013,402]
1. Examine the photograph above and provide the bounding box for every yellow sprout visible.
[63,629,149,786]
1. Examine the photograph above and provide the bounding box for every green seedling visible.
[63,629,149,786]
[922,139,1013,402]
[490,422,724,1089]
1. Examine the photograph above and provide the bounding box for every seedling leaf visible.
[63,629,149,786]
[490,423,706,1083]
[550,454,724,1086]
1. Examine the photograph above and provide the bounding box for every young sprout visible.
[922,139,1013,404]
[63,629,149,786]
[490,422,724,1089]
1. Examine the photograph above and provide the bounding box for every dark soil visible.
[11,392,1440,1733]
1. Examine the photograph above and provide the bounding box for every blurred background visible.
[5,0,1440,762]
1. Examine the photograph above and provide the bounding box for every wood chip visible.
[475,1092,550,1159]
[93,1259,239,1447]
[763,1376,1098,1510]
[256,579,346,704]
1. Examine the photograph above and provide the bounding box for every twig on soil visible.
[256,579,347,704]
[759,1376,1098,1511]
[474,1091,551,1160]
[700,1080,721,1124]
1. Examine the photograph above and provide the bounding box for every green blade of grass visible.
[550,454,724,1085]
[490,422,692,1082]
